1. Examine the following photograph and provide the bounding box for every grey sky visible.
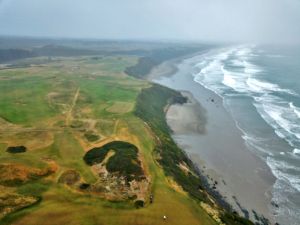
[0,0,300,44]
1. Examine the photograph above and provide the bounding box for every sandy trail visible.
[65,88,80,126]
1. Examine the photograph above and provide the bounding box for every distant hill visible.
[0,49,36,63]
[0,45,101,63]
[0,36,213,64]
[0,44,149,64]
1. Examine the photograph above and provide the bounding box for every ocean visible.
[192,44,300,225]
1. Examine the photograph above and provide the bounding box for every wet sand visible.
[150,56,276,223]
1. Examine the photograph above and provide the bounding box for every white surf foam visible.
[247,77,297,95]
[275,130,286,139]
[254,96,300,142]
[243,134,274,156]
[222,67,237,88]
[243,61,262,74]
[267,157,300,193]
[248,78,279,93]
[221,67,250,93]
[194,48,239,96]
[195,46,300,147]
[235,47,252,57]
[231,59,244,67]
[290,102,300,118]
[199,60,222,75]
[293,148,300,155]
[216,48,297,98]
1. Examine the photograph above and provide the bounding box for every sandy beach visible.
[149,55,276,223]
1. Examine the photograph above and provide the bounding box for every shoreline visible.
[146,50,207,81]
[149,54,276,224]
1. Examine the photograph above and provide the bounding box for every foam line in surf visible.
[293,148,300,155]
[290,102,300,118]
[267,157,300,193]
[256,100,300,141]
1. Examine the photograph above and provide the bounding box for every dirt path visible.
[113,119,120,135]
[65,88,80,126]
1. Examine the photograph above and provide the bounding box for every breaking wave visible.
[193,45,300,225]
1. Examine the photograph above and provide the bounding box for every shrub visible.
[83,141,143,181]
[134,200,144,208]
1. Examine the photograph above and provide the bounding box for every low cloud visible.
[0,0,299,44]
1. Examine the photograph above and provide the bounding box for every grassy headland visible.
[134,84,254,225]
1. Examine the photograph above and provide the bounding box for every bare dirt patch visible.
[0,163,57,186]
[58,170,81,186]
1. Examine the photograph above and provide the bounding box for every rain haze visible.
[0,0,300,44]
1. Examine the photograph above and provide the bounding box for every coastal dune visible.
[150,55,276,223]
